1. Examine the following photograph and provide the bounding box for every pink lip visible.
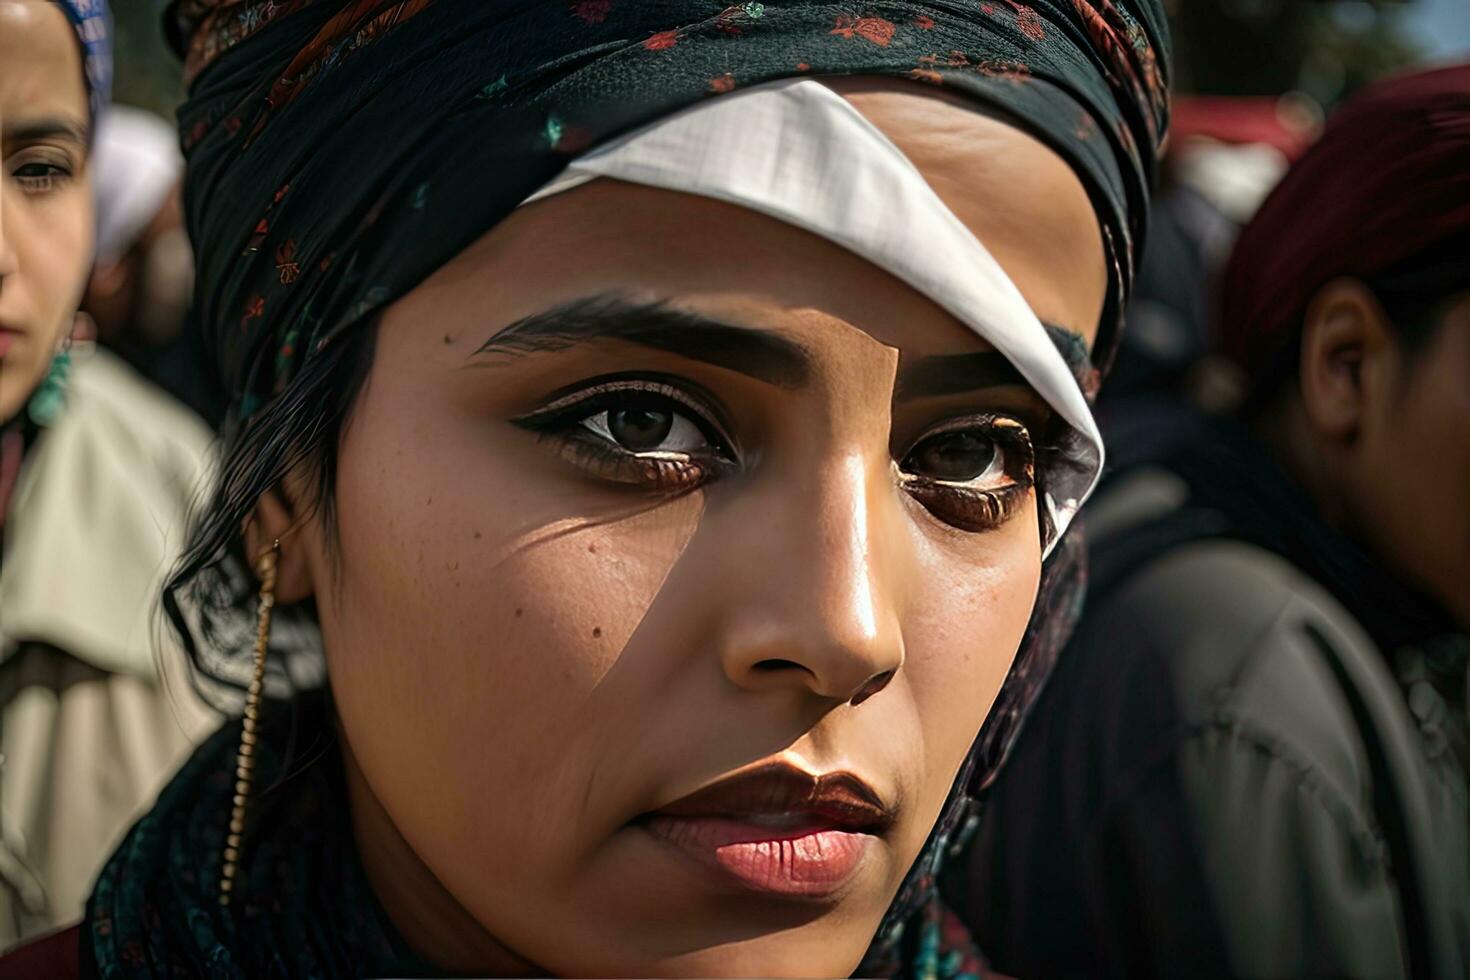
[639,762,892,899]
[0,329,18,359]
[642,815,877,897]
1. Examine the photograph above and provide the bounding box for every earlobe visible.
[242,488,317,604]
[1297,278,1393,442]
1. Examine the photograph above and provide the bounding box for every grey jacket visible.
[956,467,1468,979]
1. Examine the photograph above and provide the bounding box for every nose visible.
[717,452,907,706]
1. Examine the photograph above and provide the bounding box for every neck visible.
[1248,395,1351,530]
[338,727,545,978]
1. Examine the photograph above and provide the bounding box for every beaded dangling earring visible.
[220,540,280,907]
[26,313,94,427]
[26,340,72,428]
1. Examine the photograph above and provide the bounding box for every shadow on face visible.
[272,81,1105,976]
[0,0,92,423]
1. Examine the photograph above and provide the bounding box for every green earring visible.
[27,344,72,428]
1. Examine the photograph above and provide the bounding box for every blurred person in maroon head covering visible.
[1220,63,1470,631]
[956,64,1470,980]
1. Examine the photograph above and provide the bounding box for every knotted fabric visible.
[165,0,1169,425]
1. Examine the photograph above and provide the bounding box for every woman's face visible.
[0,0,92,424]
[289,83,1104,976]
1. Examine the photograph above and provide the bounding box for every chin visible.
[586,933,869,980]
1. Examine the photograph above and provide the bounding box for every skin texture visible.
[0,0,92,424]
[251,82,1105,976]
[1267,282,1470,630]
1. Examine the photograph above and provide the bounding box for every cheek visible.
[899,509,1042,813]
[0,189,91,417]
[27,190,94,318]
[318,385,701,883]
[1372,365,1470,574]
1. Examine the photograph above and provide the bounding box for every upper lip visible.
[647,762,895,834]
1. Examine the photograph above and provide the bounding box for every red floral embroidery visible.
[186,118,209,148]
[570,0,611,24]
[975,59,1032,83]
[708,72,737,93]
[1001,1,1046,41]
[909,67,943,85]
[643,29,678,50]
[795,61,810,71]
[276,239,301,284]
[241,295,265,329]
[224,115,243,137]
[913,14,935,29]
[830,15,895,46]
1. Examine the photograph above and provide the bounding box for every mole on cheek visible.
[592,627,603,639]
[514,608,524,618]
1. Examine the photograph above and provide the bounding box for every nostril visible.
[752,658,806,673]
[849,669,895,707]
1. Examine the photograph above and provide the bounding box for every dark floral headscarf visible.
[166,0,1168,423]
[86,2,1169,976]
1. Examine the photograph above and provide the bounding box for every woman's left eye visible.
[904,429,1007,486]
[899,416,1036,533]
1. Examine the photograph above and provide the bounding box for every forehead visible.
[828,78,1107,347]
[0,0,86,116]
[417,177,1001,369]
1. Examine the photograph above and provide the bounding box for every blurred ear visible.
[1297,278,1398,444]
[242,486,316,604]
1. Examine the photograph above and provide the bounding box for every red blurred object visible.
[1170,95,1320,160]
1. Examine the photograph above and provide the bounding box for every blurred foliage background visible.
[114,1,1470,120]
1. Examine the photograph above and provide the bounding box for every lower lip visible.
[641,815,877,898]
[0,332,16,358]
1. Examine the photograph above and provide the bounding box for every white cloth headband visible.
[522,78,1103,553]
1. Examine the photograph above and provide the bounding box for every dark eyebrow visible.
[3,116,88,146]
[896,322,1091,399]
[472,295,811,388]
[896,351,1025,399]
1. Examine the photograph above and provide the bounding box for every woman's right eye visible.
[10,160,73,195]
[513,380,738,493]
[579,404,712,457]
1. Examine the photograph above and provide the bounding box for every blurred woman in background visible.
[0,0,214,950]
[960,64,1470,980]
[3,1,1168,976]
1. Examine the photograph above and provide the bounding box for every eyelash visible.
[513,379,1036,533]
